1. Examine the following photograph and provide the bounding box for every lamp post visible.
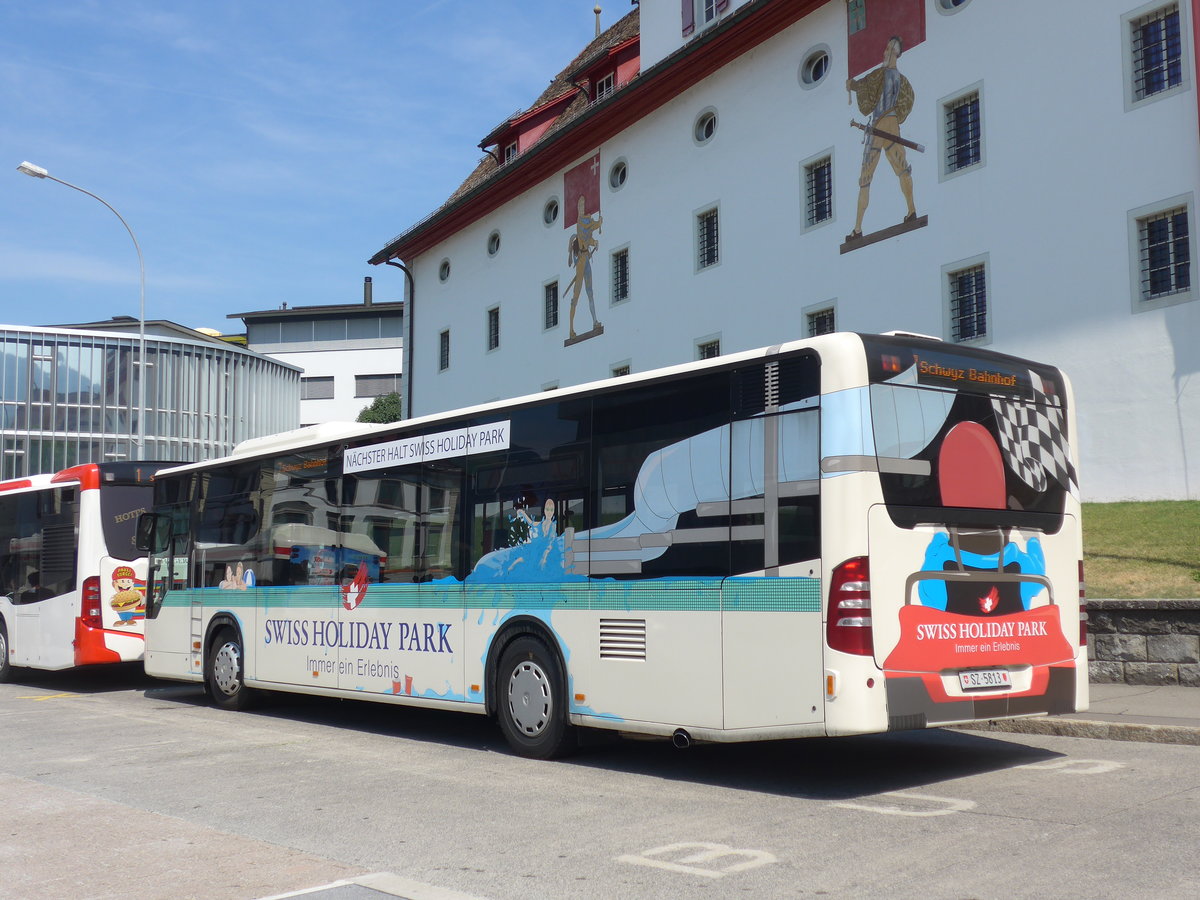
[17,161,147,461]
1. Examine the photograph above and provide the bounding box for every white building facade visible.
[232,285,404,426]
[371,0,1198,502]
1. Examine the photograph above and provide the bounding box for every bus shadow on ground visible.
[140,682,1063,801]
[2,662,153,694]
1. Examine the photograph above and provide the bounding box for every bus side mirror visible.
[136,513,167,553]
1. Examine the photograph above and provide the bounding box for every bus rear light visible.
[81,576,103,630]
[827,557,873,656]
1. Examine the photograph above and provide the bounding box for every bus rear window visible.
[862,337,1076,528]
[101,484,155,561]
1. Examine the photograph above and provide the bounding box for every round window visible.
[694,110,717,144]
[802,49,830,85]
[609,160,627,190]
[487,231,501,257]
[438,259,451,282]
[543,198,559,225]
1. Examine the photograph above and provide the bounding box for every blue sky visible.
[1,1,621,330]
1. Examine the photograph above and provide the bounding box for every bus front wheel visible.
[206,627,254,711]
[496,635,576,759]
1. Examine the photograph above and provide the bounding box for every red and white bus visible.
[0,461,164,680]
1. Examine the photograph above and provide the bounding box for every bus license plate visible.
[959,669,1012,691]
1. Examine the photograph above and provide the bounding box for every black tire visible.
[205,627,254,711]
[495,635,576,759]
[0,621,11,683]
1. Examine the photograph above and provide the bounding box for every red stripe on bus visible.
[52,463,100,491]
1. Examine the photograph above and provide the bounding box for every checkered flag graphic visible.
[991,371,1079,497]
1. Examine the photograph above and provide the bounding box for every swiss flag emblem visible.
[979,586,1000,614]
[342,562,369,610]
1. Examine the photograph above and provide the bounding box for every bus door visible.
[723,374,824,730]
[143,507,197,681]
[334,459,465,700]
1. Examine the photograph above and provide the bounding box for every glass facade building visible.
[0,324,301,479]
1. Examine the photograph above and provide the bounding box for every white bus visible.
[138,333,1088,757]
[1,461,163,681]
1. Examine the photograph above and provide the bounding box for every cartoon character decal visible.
[219,562,255,590]
[110,565,146,625]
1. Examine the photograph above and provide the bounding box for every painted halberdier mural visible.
[562,152,604,344]
[842,0,928,253]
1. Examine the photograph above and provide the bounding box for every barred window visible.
[612,248,630,303]
[544,282,559,329]
[949,264,987,342]
[807,308,835,336]
[438,330,450,371]
[355,374,401,398]
[300,376,334,400]
[487,307,500,351]
[1139,206,1191,300]
[1131,4,1183,101]
[697,339,720,360]
[611,363,631,378]
[697,207,719,269]
[945,91,981,173]
[805,156,833,226]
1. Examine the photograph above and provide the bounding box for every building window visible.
[1139,205,1191,300]
[611,248,630,303]
[486,306,500,352]
[487,230,501,257]
[1129,4,1183,102]
[804,155,833,227]
[684,0,727,36]
[355,374,402,397]
[847,0,866,33]
[543,198,559,226]
[439,259,451,282]
[943,89,983,175]
[694,109,717,144]
[947,262,988,343]
[438,330,450,371]
[800,46,831,87]
[504,142,518,164]
[697,338,721,360]
[609,159,627,190]
[807,307,835,336]
[544,282,559,329]
[611,362,631,378]
[697,207,719,270]
[300,376,334,400]
[594,72,615,102]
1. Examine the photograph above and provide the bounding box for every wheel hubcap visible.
[212,641,241,696]
[507,660,551,736]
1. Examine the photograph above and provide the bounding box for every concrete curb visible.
[956,717,1200,746]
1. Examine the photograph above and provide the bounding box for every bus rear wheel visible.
[206,627,254,711]
[496,635,576,759]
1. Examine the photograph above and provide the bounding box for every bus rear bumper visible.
[884,664,1078,731]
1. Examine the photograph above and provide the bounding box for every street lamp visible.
[17,161,147,461]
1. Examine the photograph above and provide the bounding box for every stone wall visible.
[1087,599,1200,686]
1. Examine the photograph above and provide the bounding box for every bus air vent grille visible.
[599,618,647,661]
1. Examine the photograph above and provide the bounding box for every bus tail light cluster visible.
[827,556,873,656]
[81,576,104,630]
[1078,560,1088,647]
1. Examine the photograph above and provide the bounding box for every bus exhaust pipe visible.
[672,729,692,750]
